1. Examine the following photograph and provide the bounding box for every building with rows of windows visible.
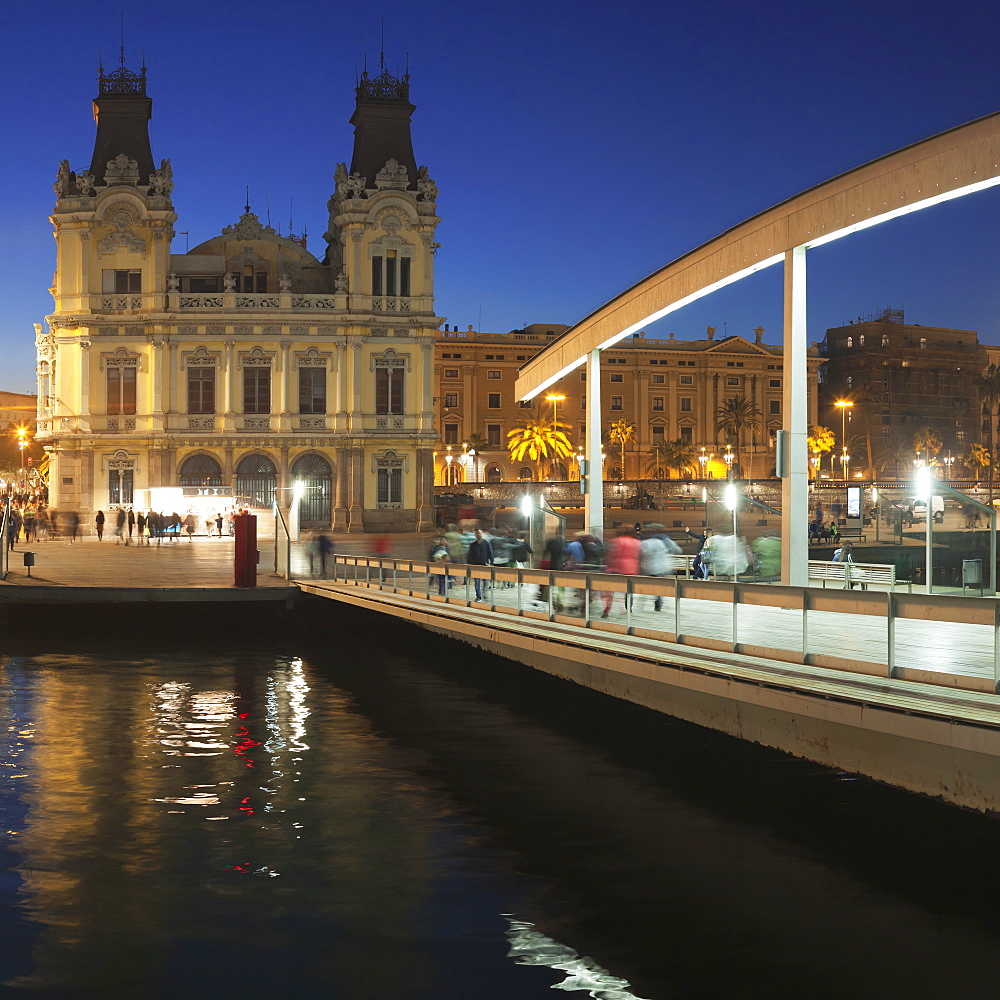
[35,58,440,530]
[434,323,821,483]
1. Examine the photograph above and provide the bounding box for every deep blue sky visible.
[3,0,1000,393]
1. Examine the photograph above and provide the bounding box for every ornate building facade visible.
[434,323,821,482]
[36,60,440,530]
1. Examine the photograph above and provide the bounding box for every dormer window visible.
[241,265,267,293]
[371,252,411,297]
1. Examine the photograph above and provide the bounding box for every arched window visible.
[518,467,534,481]
[609,466,623,480]
[653,466,666,480]
[235,454,276,508]
[291,453,332,526]
[486,465,502,483]
[920,338,927,349]
[845,337,853,348]
[179,454,223,487]
[444,465,462,486]
[882,334,889,347]
[550,462,568,480]
[859,335,865,347]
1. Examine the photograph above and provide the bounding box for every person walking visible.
[136,511,147,544]
[127,508,136,543]
[603,528,641,617]
[215,513,224,537]
[115,507,126,544]
[95,509,105,541]
[466,529,494,602]
[685,526,714,579]
[640,524,675,611]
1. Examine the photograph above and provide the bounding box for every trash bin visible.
[962,559,982,593]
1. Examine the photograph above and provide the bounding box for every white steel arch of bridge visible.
[514,110,1000,588]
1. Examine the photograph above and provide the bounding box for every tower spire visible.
[89,48,154,183]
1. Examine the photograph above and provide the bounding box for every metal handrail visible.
[324,553,1000,693]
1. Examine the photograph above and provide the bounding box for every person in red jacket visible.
[602,529,641,617]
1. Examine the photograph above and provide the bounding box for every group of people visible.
[427,524,533,597]
[5,503,79,548]
[94,507,203,545]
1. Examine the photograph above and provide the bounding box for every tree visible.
[646,439,697,479]
[506,419,572,480]
[715,396,762,478]
[607,418,635,479]
[465,432,487,482]
[807,425,835,479]
[913,426,943,466]
[875,434,914,480]
[850,380,882,478]
[965,443,991,484]
[974,364,1000,494]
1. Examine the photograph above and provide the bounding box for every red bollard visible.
[233,512,257,588]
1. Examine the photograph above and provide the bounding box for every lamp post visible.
[698,447,708,478]
[943,452,955,480]
[834,400,854,481]
[724,444,734,480]
[840,450,850,482]
[16,427,27,492]
[916,465,934,594]
[724,482,739,581]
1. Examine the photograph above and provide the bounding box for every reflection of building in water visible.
[2,654,438,994]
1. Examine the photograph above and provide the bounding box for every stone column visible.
[167,342,179,418]
[151,340,164,430]
[335,341,348,432]
[350,343,363,430]
[420,341,434,434]
[223,342,236,431]
[79,340,91,432]
[279,341,292,431]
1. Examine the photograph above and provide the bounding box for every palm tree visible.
[715,396,762,478]
[913,426,943,466]
[646,439,697,479]
[850,380,882,478]
[966,443,991,488]
[807,425,835,479]
[875,434,914,480]
[506,419,572,480]
[607,418,635,479]
[974,364,1000,495]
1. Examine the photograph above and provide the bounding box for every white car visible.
[907,495,944,523]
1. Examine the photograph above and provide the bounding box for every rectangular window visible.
[371,256,383,295]
[680,397,692,412]
[487,370,501,379]
[241,266,266,293]
[679,375,693,385]
[519,399,531,408]
[580,394,586,409]
[487,423,501,446]
[107,367,136,415]
[187,367,215,414]
[375,367,404,414]
[652,374,665,385]
[108,468,134,506]
[400,256,410,297]
[444,369,459,379]
[680,426,693,443]
[186,276,221,293]
[580,372,586,381]
[727,377,740,386]
[386,251,397,296]
[652,396,664,411]
[443,392,458,408]
[243,367,271,414]
[377,467,402,504]
[611,395,623,410]
[102,269,141,293]
[610,373,623,382]
[487,393,501,408]
[298,367,327,414]
[444,424,459,444]
[769,400,781,415]
[769,378,781,388]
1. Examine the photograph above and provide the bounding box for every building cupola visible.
[348,61,419,191]
[89,58,155,185]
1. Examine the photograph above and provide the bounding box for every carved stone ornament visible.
[98,210,146,258]
[375,159,409,191]
[333,163,349,197]
[380,213,403,235]
[53,160,70,197]
[167,272,179,291]
[104,153,141,186]
[224,272,236,291]
[76,171,95,196]
[148,158,174,196]
[334,270,349,293]
[346,172,367,197]
[221,209,277,241]
[417,165,438,202]
[279,272,292,292]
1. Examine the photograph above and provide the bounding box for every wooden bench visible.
[808,560,908,591]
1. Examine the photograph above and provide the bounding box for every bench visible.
[807,560,908,591]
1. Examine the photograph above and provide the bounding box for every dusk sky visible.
[3,0,1000,393]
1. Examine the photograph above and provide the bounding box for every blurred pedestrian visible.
[95,509,105,541]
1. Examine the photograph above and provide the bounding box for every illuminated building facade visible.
[35,59,440,530]
[434,324,821,482]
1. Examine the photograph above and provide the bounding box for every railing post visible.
[732,583,739,651]
[887,592,896,678]
[392,560,397,592]
[490,565,496,610]
[426,561,431,600]
[365,559,371,587]
[993,602,1000,693]
[584,573,592,626]
[626,577,633,632]
[465,566,471,605]
[674,577,681,639]
[548,571,555,621]
[517,567,523,614]
[802,589,809,662]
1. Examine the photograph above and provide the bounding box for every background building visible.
[819,309,985,478]
[35,59,440,530]
[434,323,821,483]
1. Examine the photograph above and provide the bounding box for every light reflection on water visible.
[2,620,1000,1000]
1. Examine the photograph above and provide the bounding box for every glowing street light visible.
[834,400,854,480]
[915,464,934,594]
[698,447,709,478]
[723,444,734,480]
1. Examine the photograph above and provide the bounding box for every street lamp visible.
[723,444,734,480]
[698,447,708,478]
[834,400,853,480]
[943,452,955,479]
[723,482,739,580]
[16,427,27,491]
[915,464,934,594]
[840,449,850,481]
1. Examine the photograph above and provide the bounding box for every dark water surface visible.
[1,601,999,1000]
